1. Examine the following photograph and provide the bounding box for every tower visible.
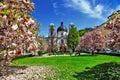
[48,23,56,52]
[57,22,68,51]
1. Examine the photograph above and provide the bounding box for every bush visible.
[75,62,120,80]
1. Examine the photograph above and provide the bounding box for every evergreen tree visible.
[67,23,80,52]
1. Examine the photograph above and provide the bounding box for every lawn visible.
[12,54,120,80]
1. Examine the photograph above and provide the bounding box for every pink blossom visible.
[77,29,105,52]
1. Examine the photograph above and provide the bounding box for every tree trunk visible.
[72,48,75,52]
[5,50,9,65]
[91,51,94,55]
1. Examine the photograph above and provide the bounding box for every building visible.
[57,22,68,51]
[47,22,68,52]
[47,23,58,52]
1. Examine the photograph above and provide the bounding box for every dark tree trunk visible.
[97,49,100,53]
[72,48,75,52]
[91,50,95,55]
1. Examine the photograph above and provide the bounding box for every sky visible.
[31,0,120,37]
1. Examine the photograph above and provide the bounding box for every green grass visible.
[12,54,120,80]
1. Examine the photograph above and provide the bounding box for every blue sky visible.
[31,0,120,37]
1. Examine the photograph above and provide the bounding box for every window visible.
[61,33,63,36]
[51,31,53,35]
[61,39,64,44]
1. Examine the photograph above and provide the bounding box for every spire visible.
[61,22,63,26]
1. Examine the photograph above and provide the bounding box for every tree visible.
[91,29,105,53]
[0,0,38,65]
[38,36,48,53]
[76,32,93,52]
[79,28,93,37]
[106,13,120,50]
[79,29,89,37]
[77,29,105,54]
[67,24,80,52]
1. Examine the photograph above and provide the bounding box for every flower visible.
[12,24,18,30]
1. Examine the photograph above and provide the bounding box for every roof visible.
[57,22,67,32]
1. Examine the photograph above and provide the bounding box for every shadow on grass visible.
[73,62,120,80]
[0,66,27,77]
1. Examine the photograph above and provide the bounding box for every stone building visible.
[47,22,68,52]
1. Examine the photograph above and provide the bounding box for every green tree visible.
[79,30,89,37]
[67,24,80,52]
[79,28,92,37]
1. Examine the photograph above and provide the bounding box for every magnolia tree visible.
[38,36,49,53]
[76,32,93,51]
[0,0,38,65]
[106,15,120,50]
[76,29,105,54]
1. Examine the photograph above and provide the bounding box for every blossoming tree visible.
[77,29,105,54]
[0,0,38,65]
[106,14,120,50]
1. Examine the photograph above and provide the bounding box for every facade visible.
[47,22,68,52]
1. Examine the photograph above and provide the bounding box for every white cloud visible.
[64,0,104,19]
[53,2,57,8]
[53,0,120,20]
[52,2,65,16]
[53,2,59,15]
